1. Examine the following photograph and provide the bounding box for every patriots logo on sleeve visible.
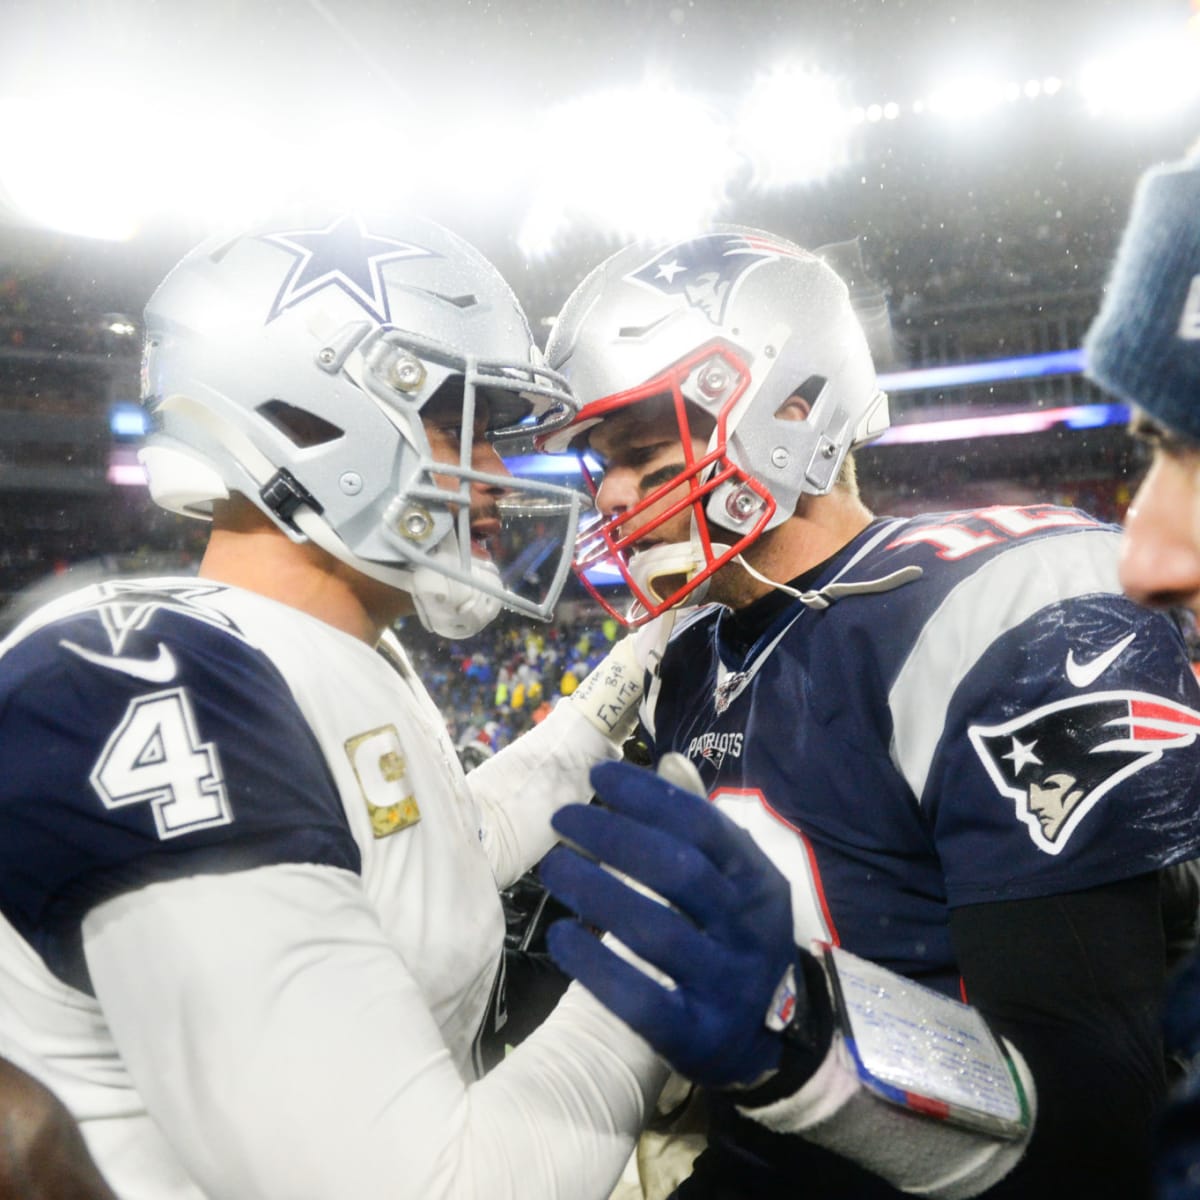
[969,692,1200,855]
[627,232,812,324]
[260,214,437,324]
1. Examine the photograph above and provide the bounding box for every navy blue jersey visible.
[647,507,1200,994]
[0,581,360,990]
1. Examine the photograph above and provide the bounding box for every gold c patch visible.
[344,725,421,838]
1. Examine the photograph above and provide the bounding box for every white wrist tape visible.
[568,636,645,743]
[740,1033,1034,1198]
[739,946,1037,1199]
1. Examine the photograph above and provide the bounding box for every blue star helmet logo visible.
[627,232,812,325]
[259,214,438,325]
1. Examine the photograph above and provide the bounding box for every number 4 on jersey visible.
[90,688,233,838]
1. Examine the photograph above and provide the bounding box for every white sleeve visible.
[83,863,667,1200]
[468,699,621,888]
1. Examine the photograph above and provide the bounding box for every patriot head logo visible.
[259,214,436,325]
[969,691,1200,855]
[627,232,811,325]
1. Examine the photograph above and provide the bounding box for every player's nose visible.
[1119,457,1200,617]
[471,439,511,494]
[594,466,637,517]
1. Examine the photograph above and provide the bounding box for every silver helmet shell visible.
[140,212,581,637]
[540,226,889,621]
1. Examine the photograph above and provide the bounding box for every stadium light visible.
[922,74,1011,120]
[4,12,1199,250]
[517,83,736,257]
[0,94,144,240]
[1079,32,1200,118]
[736,65,850,189]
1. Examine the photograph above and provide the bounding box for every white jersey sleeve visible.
[468,699,622,889]
[84,862,666,1200]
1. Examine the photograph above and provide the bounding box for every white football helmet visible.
[140,211,583,638]
[539,226,889,623]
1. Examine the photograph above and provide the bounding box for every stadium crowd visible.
[401,603,624,758]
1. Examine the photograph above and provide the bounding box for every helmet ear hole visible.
[256,400,344,448]
[774,394,811,422]
[773,374,827,422]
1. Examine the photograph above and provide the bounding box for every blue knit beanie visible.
[1085,142,1200,439]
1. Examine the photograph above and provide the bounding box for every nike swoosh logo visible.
[60,640,179,684]
[1065,632,1137,688]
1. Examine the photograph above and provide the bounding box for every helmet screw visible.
[764,345,776,358]
[317,348,337,366]
[400,506,434,540]
[771,447,789,468]
[726,486,762,521]
[822,442,837,459]
[339,471,363,495]
[698,365,728,398]
[390,353,426,393]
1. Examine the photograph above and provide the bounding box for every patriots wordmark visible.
[969,690,1200,855]
[686,730,745,770]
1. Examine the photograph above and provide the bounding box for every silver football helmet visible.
[539,225,889,622]
[140,211,582,638]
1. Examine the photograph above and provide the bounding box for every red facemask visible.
[570,342,776,626]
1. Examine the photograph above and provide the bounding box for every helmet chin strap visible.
[405,561,503,639]
[628,535,922,614]
[733,551,923,609]
[627,539,734,609]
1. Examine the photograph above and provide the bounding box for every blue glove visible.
[540,757,803,1089]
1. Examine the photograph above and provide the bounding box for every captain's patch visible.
[345,725,421,838]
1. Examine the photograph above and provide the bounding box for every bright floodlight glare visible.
[146,90,424,230]
[0,66,432,241]
[0,94,143,240]
[736,65,849,190]
[1080,33,1200,118]
[169,115,313,229]
[0,86,303,238]
[924,74,1009,120]
[517,196,569,262]
[421,105,529,222]
[518,83,736,258]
